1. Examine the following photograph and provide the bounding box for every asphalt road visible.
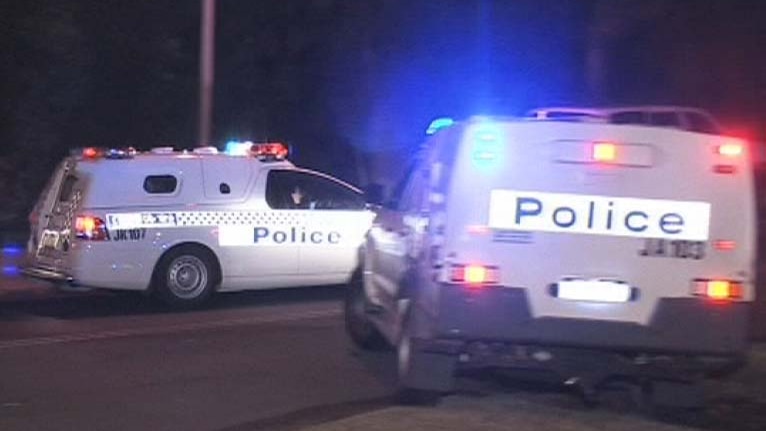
[0,282,397,431]
[3,276,766,431]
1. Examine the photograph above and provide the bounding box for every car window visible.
[57,174,78,202]
[266,170,364,210]
[649,112,682,128]
[397,163,428,213]
[609,111,646,125]
[143,175,178,194]
[386,160,417,210]
[684,111,720,134]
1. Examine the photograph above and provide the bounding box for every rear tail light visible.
[75,216,109,240]
[692,279,743,301]
[717,143,743,157]
[713,141,745,175]
[449,264,499,286]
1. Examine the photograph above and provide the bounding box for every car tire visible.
[344,268,388,350]
[154,245,218,309]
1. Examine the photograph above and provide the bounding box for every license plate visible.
[638,239,705,260]
[556,279,633,303]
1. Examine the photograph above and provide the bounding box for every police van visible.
[23,143,375,308]
[345,114,756,405]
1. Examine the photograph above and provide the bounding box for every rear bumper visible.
[22,265,74,284]
[429,285,749,358]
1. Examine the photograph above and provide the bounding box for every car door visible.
[30,159,83,274]
[277,170,373,280]
[219,169,299,281]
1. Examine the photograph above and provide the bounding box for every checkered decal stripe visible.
[106,211,306,229]
[174,211,301,227]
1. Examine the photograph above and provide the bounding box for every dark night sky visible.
[0,0,765,229]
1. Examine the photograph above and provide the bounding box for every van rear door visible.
[443,121,755,325]
[26,158,82,279]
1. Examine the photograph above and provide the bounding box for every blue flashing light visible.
[472,125,502,166]
[2,265,19,277]
[2,245,23,256]
[426,117,454,135]
[225,141,254,156]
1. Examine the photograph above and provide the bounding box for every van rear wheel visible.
[396,310,454,405]
[154,246,218,308]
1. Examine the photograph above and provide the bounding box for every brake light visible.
[449,264,499,286]
[692,279,743,301]
[75,216,109,240]
[592,142,617,162]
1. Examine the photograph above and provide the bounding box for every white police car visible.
[23,142,375,308]
[345,115,756,405]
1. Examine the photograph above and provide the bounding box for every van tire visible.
[396,310,454,405]
[344,268,388,350]
[153,245,218,309]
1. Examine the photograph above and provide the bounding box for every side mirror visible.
[364,183,385,207]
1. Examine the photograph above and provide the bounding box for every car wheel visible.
[154,245,218,309]
[344,268,388,350]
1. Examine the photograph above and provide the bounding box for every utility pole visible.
[199,0,216,146]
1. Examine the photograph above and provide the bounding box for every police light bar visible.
[224,141,253,156]
[105,147,137,159]
[76,147,136,160]
[251,142,289,161]
[426,117,454,135]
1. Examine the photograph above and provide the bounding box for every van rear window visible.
[57,174,78,202]
[144,175,178,194]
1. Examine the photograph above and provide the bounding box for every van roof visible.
[524,105,722,134]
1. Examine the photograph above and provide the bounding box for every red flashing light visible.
[592,142,617,163]
[251,142,289,160]
[75,215,109,240]
[82,147,100,159]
